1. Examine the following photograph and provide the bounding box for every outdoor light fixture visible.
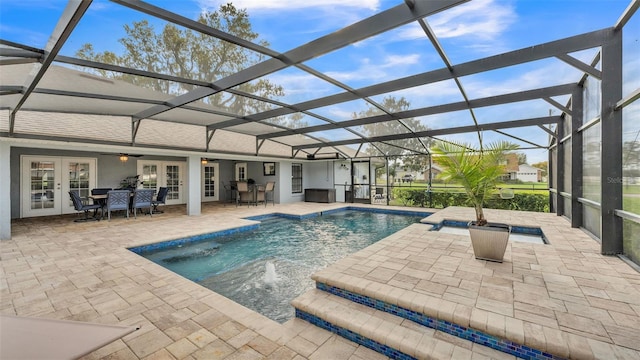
[119,154,128,163]
[201,158,208,165]
[307,152,341,160]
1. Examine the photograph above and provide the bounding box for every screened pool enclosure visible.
[0,0,638,265]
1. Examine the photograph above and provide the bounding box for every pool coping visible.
[423,218,549,244]
[4,203,639,359]
[129,206,434,254]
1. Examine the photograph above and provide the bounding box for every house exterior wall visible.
[6,142,291,218]
[8,146,187,219]
[516,164,542,182]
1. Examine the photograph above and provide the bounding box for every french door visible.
[137,160,185,205]
[235,162,247,181]
[21,156,97,217]
[202,163,219,202]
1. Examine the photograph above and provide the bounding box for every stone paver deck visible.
[1,203,638,359]
[312,207,640,359]
[1,202,406,359]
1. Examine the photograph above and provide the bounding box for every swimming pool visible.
[131,209,430,323]
[428,220,547,244]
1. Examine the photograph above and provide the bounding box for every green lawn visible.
[623,195,640,214]
[386,181,639,212]
[388,181,549,195]
[623,184,640,194]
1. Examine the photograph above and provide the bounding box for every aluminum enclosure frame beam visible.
[126,0,466,122]
[600,29,623,255]
[8,0,91,135]
[211,28,615,131]
[260,84,576,140]
[292,116,561,150]
[556,117,566,218]
[419,17,483,148]
[571,88,584,229]
[109,0,411,156]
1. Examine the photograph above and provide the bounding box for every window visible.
[235,162,247,181]
[292,163,302,193]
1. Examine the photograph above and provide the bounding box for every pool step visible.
[292,288,485,359]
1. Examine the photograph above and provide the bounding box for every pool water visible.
[436,226,546,244]
[136,210,427,323]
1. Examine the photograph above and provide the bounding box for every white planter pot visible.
[468,221,511,263]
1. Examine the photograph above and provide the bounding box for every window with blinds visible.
[292,163,302,193]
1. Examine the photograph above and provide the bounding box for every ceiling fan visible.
[100,153,144,162]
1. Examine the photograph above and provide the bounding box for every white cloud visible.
[198,0,379,11]
[463,60,583,99]
[325,54,421,83]
[266,72,340,102]
[425,0,516,40]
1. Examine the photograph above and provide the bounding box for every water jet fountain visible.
[264,261,278,287]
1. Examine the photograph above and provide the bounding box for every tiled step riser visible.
[314,282,564,360]
[295,309,417,360]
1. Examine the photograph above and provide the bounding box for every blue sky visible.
[1,0,638,164]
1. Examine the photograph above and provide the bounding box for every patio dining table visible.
[88,193,108,219]
[89,191,135,219]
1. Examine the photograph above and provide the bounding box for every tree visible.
[531,161,548,178]
[76,3,298,125]
[354,96,431,176]
[516,152,527,165]
[623,140,640,179]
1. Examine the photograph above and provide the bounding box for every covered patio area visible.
[1,204,638,359]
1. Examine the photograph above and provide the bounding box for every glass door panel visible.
[22,156,96,217]
[235,162,247,181]
[62,159,96,214]
[202,163,219,201]
[141,164,158,190]
[352,161,371,203]
[24,158,60,216]
[166,165,179,201]
[138,160,184,205]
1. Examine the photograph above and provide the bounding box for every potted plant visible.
[432,140,519,262]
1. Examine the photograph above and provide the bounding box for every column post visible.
[600,30,623,254]
[186,155,202,216]
[0,141,11,240]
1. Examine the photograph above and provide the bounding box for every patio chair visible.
[500,188,515,199]
[373,187,385,204]
[91,188,112,202]
[91,188,112,196]
[229,181,238,203]
[236,181,254,207]
[257,181,275,207]
[90,188,112,215]
[68,191,101,222]
[132,189,155,218]
[106,190,130,221]
[151,187,168,213]
[222,182,234,206]
[255,184,266,206]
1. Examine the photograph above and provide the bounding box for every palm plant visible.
[431,140,519,226]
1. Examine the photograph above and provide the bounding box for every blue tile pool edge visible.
[128,223,260,254]
[314,282,565,360]
[295,309,416,360]
[130,207,434,254]
[344,206,432,218]
[424,219,548,244]
[246,207,433,220]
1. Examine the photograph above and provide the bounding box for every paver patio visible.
[1,203,639,359]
